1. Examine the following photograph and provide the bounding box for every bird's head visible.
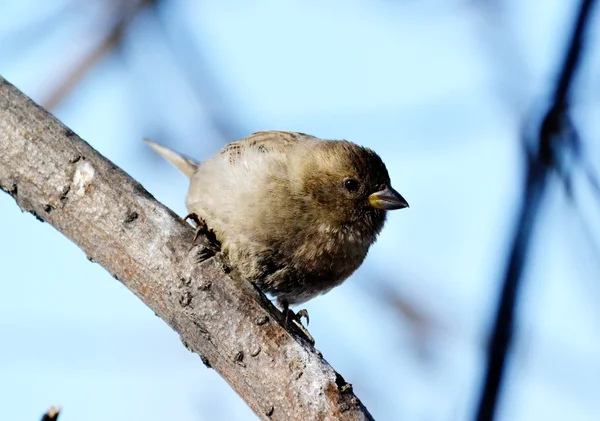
[291,140,408,237]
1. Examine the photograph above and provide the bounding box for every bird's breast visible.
[290,224,372,281]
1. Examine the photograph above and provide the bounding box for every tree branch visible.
[0,76,374,421]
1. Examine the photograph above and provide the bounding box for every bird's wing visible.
[221,131,317,163]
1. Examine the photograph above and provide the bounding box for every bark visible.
[0,76,374,421]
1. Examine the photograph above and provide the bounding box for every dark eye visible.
[344,178,360,192]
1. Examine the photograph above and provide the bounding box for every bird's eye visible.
[344,178,360,192]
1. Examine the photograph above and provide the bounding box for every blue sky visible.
[1,1,600,420]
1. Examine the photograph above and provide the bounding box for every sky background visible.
[1,0,600,420]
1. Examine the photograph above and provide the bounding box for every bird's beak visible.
[368,185,409,210]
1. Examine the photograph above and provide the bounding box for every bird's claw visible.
[281,305,314,345]
[295,309,310,326]
[184,213,211,240]
[192,228,204,247]
[183,213,202,228]
[184,213,220,261]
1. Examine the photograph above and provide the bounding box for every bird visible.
[145,131,408,321]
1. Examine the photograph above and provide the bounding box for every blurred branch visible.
[43,0,154,110]
[11,0,247,157]
[39,0,246,146]
[150,7,247,141]
[0,76,373,421]
[475,1,598,420]
[40,406,61,421]
[369,275,440,356]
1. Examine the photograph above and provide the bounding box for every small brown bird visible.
[145,131,408,315]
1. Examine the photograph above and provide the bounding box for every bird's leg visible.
[192,219,210,247]
[279,299,314,345]
[280,300,310,325]
[183,213,221,261]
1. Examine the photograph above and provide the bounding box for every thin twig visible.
[150,7,247,142]
[43,0,154,110]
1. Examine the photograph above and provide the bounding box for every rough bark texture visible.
[0,76,374,421]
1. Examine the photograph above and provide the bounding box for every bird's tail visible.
[143,139,199,179]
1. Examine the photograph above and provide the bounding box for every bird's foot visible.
[279,300,314,345]
[194,239,220,262]
[286,308,310,326]
[184,213,221,261]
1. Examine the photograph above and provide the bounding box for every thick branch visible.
[0,76,373,421]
